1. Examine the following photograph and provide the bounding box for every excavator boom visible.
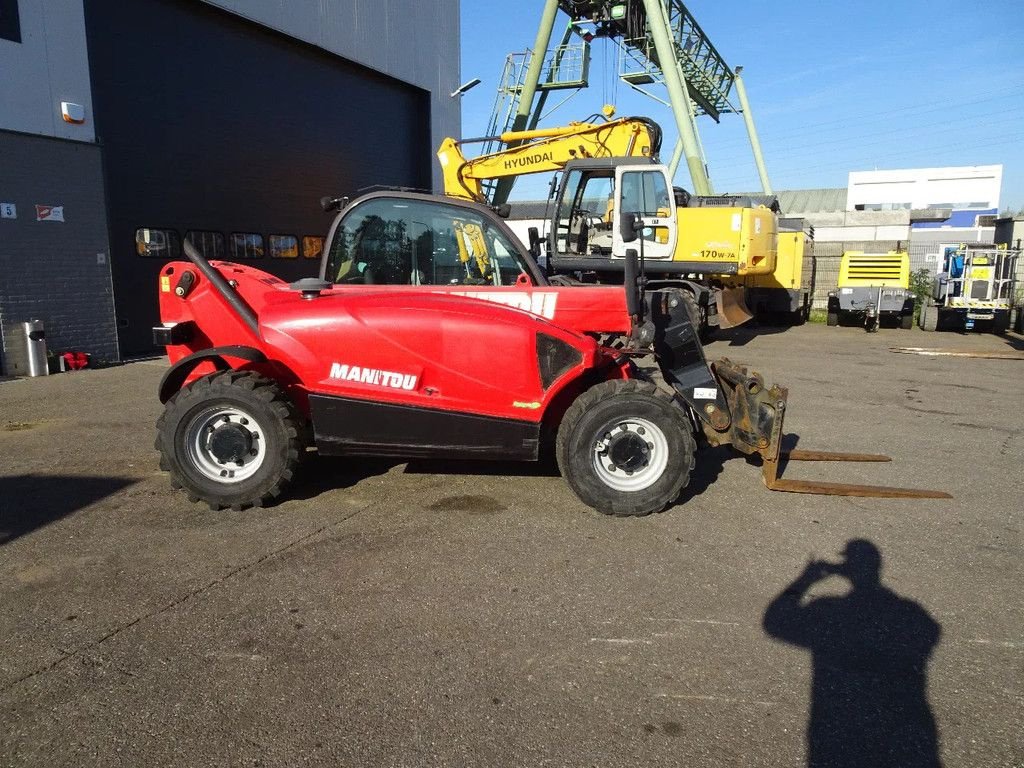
[438,116,662,202]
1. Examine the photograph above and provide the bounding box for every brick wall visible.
[0,130,119,370]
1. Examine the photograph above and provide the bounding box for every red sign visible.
[35,205,65,222]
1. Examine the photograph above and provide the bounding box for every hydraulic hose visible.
[625,116,664,159]
[182,239,260,337]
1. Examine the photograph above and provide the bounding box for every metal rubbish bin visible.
[2,320,50,377]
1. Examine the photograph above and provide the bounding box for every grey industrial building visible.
[0,0,459,364]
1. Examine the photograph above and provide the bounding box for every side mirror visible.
[527,226,542,261]
[623,248,641,320]
[320,195,347,213]
[548,175,559,200]
[619,211,640,243]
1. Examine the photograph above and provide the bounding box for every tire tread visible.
[156,370,305,511]
[556,379,696,517]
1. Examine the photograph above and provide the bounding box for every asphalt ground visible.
[0,324,1021,767]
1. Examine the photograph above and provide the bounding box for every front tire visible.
[157,370,305,510]
[556,380,696,516]
[826,311,839,327]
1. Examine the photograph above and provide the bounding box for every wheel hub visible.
[592,416,669,493]
[184,406,266,484]
[606,431,649,472]
[209,423,254,464]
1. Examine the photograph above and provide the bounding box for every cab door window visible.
[620,170,671,244]
[326,198,531,286]
[553,169,615,256]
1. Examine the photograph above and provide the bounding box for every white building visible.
[847,165,1001,213]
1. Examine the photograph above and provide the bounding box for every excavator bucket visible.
[715,286,754,329]
[709,359,952,499]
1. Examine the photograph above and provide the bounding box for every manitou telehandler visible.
[153,190,948,515]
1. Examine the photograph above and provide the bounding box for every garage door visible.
[84,0,432,356]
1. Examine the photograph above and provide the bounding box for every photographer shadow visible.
[763,540,942,768]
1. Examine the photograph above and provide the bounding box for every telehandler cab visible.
[153,191,948,515]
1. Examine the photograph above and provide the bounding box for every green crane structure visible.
[482,0,772,205]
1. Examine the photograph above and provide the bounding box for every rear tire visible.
[157,370,305,510]
[556,379,695,516]
[826,311,839,327]
[899,312,913,330]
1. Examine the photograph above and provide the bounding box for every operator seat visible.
[569,212,590,254]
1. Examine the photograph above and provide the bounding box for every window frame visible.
[269,233,299,259]
[135,227,182,259]
[302,235,325,260]
[229,232,265,260]
[185,230,227,261]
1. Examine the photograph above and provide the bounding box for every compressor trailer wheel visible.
[157,371,304,510]
[556,379,696,516]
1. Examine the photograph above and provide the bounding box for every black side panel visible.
[310,396,540,461]
[551,258,739,275]
[83,0,432,356]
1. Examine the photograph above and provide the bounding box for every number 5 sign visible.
[1,203,16,219]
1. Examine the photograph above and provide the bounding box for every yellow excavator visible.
[437,115,778,334]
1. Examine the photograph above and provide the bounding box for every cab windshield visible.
[326,198,532,286]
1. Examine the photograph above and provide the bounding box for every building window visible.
[0,0,21,43]
[927,202,991,210]
[185,230,225,260]
[230,232,264,259]
[302,236,325,260]
[855,202,911,212]
[135,228,181,259]
[269,234,299,259]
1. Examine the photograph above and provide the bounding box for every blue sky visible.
[459,1,1024,209]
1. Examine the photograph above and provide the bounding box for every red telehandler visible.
[153,190,947,515]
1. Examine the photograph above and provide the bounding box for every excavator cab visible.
[549,158,677,267]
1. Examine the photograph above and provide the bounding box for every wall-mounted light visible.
[61,102,86,124]
[450,78,481,98]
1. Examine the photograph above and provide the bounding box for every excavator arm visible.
[438,116,662,203]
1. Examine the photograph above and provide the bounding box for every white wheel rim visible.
[591,416,669,492]
[184,405,266,484]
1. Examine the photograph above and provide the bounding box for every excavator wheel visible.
[556,379,695,516]
[676,290,710,341]
[157,370,305,511]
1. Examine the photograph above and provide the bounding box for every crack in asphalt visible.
[0,503,373,695]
